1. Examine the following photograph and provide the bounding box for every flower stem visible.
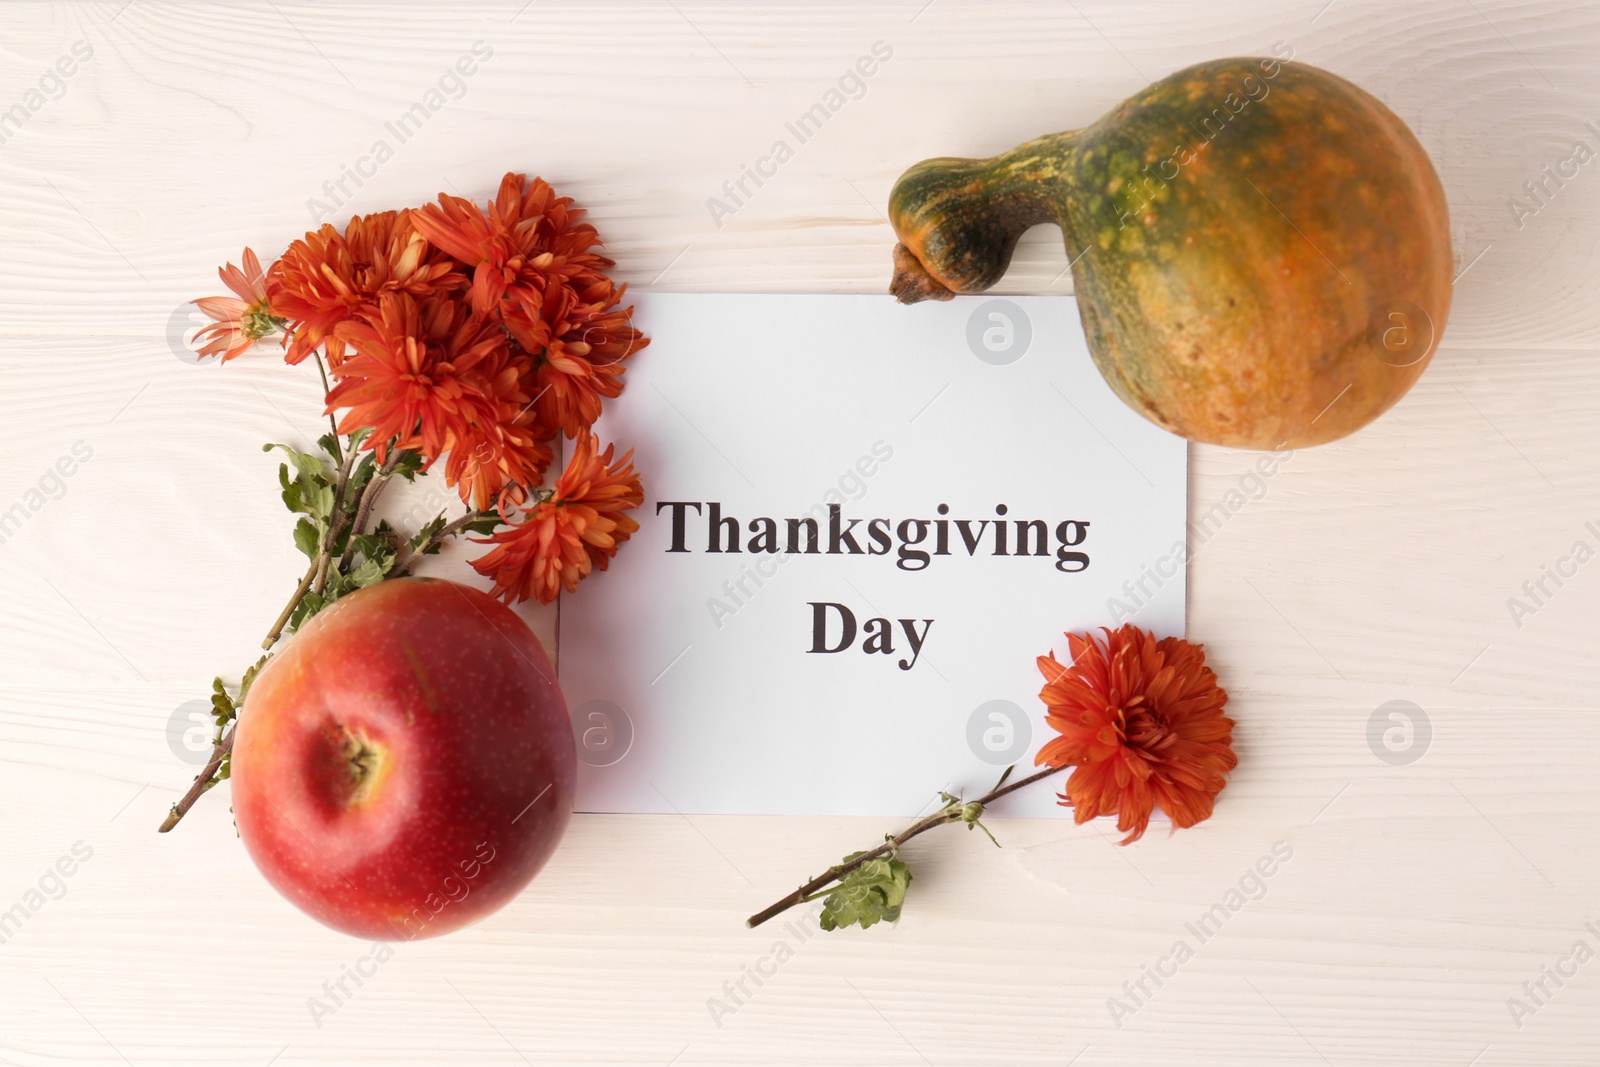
[261,558,318,650]
[158,731,233,833]
[313,353,341,466]
[338,448,404,571]
[312,435,362,597]
[388,509,492,578]
[744,764,1067,928]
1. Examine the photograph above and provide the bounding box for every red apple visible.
[231,576,574,940]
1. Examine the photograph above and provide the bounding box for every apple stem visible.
[743,764,1067,928]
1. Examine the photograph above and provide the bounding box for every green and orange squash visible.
[888,57,1452,448]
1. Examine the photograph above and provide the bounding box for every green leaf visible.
[409,514,448,553]
[265,442,335,520]
[348,529,398,564]
[464,515,501,537]
[237,654,270,704]
[288,592,326,632]
[203,674,245,749]
[336,521,398,581]
[345,557,387,589]
[345,452,377,500]
[391,450,425,482]
[293,517,320,559]
[208,676,236,726]
[265,442,327,484]
[309,482,336,522]
[818,852,913,932]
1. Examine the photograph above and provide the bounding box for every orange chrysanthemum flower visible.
[1035,626,1236,844]
[439,407,555,515]
[192,248,283,362]
[325,294,552,508]
[268,210,464,366]
[470,431,643,604]
[410,172,615,347]
[524,276,648,437]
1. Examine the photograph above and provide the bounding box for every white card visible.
[557,293,1187,817]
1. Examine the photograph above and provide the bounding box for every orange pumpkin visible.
[888,57,1452,448]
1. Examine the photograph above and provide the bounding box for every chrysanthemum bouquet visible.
[162,172,647,830]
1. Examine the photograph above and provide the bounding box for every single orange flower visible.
[268,210,464,366]
[469,430,643,604]
[192,247,283,362]
[436,354,557,513]
[523,276,648,437]
[325,292,512,463]
[410,172,614,333]
[439,425,555,514]
[1035,625,1236,844]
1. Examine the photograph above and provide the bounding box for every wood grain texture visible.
[2,1,1598,1064]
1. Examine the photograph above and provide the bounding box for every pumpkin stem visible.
[888,131,1077,304]
[889,242,955,303]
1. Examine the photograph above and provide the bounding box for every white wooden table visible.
[3,2,1597,1064]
